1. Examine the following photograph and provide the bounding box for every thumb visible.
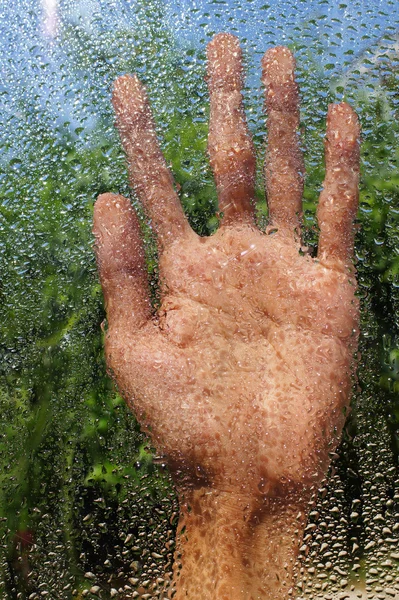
[93,193,151,332]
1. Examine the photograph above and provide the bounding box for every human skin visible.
[93,33,360,600]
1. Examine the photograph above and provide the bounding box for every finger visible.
[262,46,304,235]
[317,103,360,266]
[207,33,256,226]
[112,75,191,249]
[93,193,151,331]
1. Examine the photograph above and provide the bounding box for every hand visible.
[93,33,360,600]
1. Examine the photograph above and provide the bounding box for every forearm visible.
[169,487,307,600]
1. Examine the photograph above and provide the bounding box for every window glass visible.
[1,0,398,598]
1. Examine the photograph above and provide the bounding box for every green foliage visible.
[1,6,399,596]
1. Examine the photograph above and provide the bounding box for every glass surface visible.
[0,0,398,598]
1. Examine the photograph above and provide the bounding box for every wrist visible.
[170,486,307,600]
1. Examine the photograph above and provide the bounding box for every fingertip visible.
[93,193,143,276]
[325,103,360,175]
[113,73,143,97]
[326,102,360,146]
[262,45,294,64]
[94,193,135,236]
[95,191,128,214]
[327,101,358,120]
[207,32,240,55]
[262,46,298,114]
[261,46,296,83]
[112,74,147,125]
[206,32,243,91]
[93,192,114,237]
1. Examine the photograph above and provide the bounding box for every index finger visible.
[112,74,192,250]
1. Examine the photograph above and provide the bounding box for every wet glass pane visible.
[0,0,398,598]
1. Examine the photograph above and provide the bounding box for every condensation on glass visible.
[0,0,398,598]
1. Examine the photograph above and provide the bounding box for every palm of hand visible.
[103,224,358,499]
[94,34,360,502]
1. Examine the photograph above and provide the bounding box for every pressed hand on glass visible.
[93,33,360,600]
